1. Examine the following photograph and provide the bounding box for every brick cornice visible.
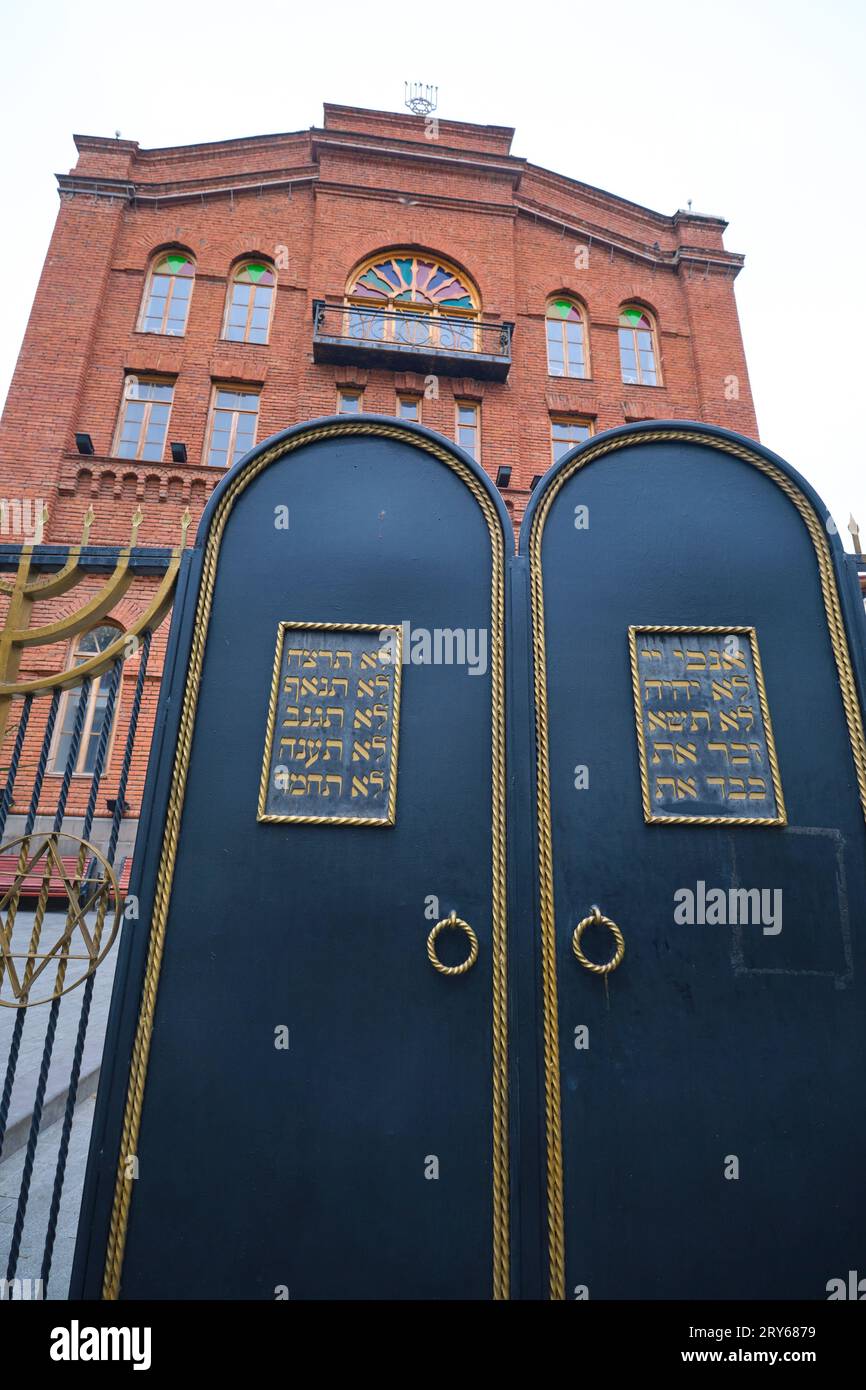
[674,247,745,276]
[135,132,310,165]
[322,103,515,151]
[516,196,745,274]
[126,162,318,199]
[522,163,705,233]
[73,135,139,155]
[57,170,317,206]
[313,181,518,219]
[311,133,523,186]
[58,453,222,502]
[57,176,136,201]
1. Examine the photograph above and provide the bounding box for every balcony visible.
[312,300,513,381]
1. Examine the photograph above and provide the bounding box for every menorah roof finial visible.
[404,82,438,117]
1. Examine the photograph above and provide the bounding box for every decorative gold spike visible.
[180,507,191,547]
[129,507,144,545]
[81,506,95,546]
[848,514,862,555]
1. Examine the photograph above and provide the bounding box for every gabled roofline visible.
[68,103,734,237]
[522,162,728,231]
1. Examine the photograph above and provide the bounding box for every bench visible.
[0,853,133,902]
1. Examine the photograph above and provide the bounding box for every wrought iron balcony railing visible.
[312,300,513,381]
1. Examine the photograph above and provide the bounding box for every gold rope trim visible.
[528,427,866,1301]
[101,422,509,1300]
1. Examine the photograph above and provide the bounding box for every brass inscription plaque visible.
[628,625,786,826]
[258,622,402,826]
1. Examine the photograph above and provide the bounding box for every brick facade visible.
[0,101,758,831]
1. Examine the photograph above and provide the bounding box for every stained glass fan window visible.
[347,255,477,351]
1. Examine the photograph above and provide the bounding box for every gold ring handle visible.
[427,911,479,976]
[572,905,625,975]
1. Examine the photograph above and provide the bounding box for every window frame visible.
[136,251,195,337]
[48,625,123,777]
[396,394,421,422]
[618,304,662,387]
[111,375,175,463]
[550,415,594,465]
[455,399,481,462]
[204,384,261,468]
[221,259,277,346]
[337,389,363,415]
[545,298,590,379]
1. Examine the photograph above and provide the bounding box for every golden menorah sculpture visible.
[0,505,190,745]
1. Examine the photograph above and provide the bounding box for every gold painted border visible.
[628,624,786,827]
[256,620,403,827]
[528,428,866,1301]
[101,421,509,1300]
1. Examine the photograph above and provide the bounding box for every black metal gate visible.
[70,418,866,1302]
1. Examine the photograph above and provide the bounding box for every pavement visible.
[0,911,118,1158]
[0,1095,96,1298]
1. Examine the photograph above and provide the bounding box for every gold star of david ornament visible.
[0,832,122,1008]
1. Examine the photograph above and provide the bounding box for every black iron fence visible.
[312,300,513,380]
[0,514,182,1298]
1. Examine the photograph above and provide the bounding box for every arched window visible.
[223,261,276,344]
[546,298,588,378]
[51,625,121,775]
[345,253,479,351]
[618,305,659,385]
[138,252,195,335]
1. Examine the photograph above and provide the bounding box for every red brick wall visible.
[0,105,758,816]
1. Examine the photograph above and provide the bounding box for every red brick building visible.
[0,101,758,841]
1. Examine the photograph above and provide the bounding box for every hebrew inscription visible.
[629,626,785,825]
[258,622,402,825]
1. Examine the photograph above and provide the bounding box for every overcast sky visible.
[1,0,863,543]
